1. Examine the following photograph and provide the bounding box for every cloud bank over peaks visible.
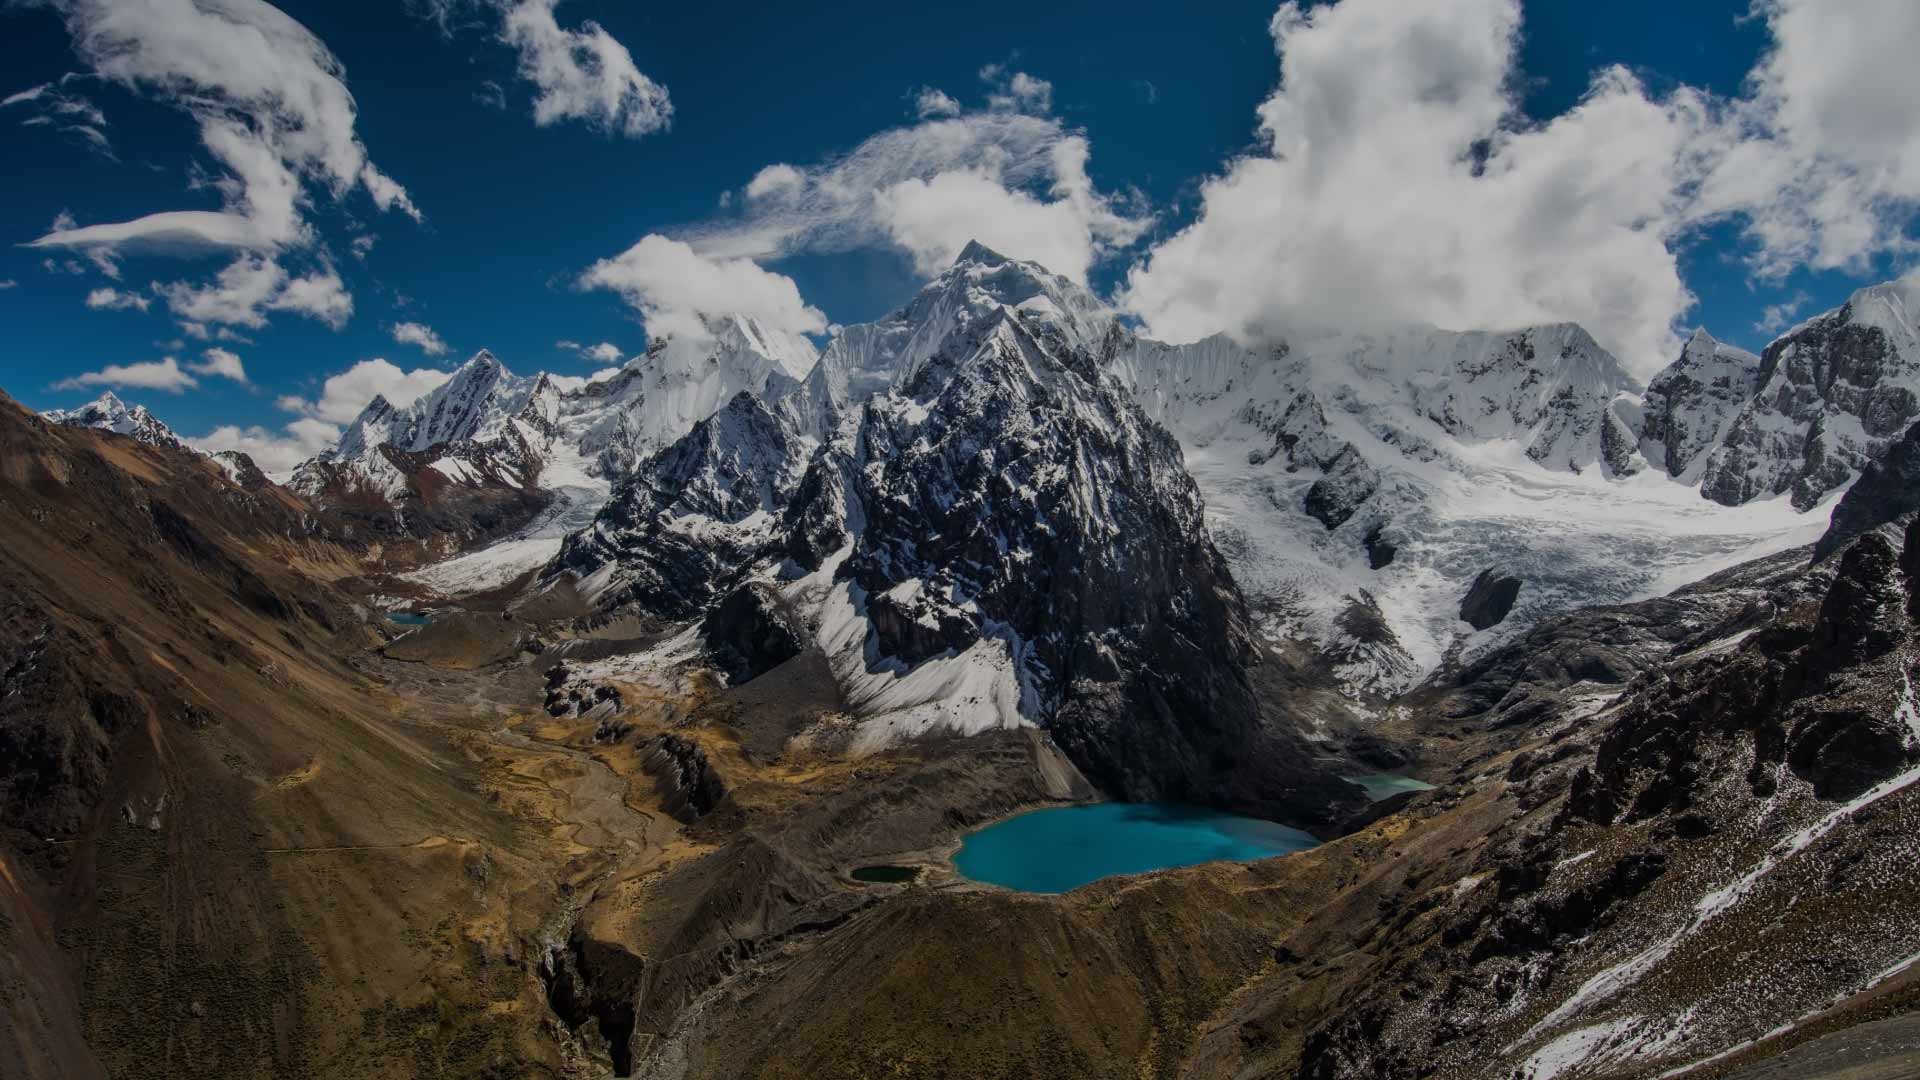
[1121,0,1920,376]
[580,234,826,360]
[679,67,1147,284]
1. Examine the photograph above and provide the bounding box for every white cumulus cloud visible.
[500,0,671,138]
[1122,0,1920,376]
[54,355,198,393]
[580,234,827,357]
[1123,0,1713,374]
[392,320,450,356]
[84,287,150,312]
[154,256,353,335]
[557,339,625,363]
[684,86,1146,284]
[416,0,671,139]
[190,346,248,383]
[281,358,453,424]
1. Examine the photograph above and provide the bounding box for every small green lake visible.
[953,803,1319,894]
[386,611,433,626]
[1344,773,1437,801]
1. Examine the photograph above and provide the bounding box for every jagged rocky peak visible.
[804,241,1115,415]
[1638,328,1760,479]
[43,391,187,451]
[1695,276,1920,509]
[548,260,1358,824]
[552,390,810,620]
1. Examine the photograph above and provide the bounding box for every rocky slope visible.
[0,390,619,1079]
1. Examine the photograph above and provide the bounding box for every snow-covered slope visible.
[43,392,190,452]
[1101,316,1822,693]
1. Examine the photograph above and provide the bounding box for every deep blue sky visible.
[0,0,1899,436]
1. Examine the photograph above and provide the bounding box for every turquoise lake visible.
[953,803,1319,894]
[386,611,433,626]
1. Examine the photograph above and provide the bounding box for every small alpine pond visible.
[953,802,1319,894]
[1344,773,1437,801]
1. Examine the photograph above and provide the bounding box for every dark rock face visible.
[1572,531,1916,824]
[1638,329,1758,476]
[212,451,271,490]
[1303,445,1381,530]
[551,393,806,620]
[1273,523,1920,1080]
[1598,406,1642,477]
[1816,419,1920,559]
[1364,524,1397,569]
[645,734,727,823]
[0,613,144,838]
[1241,387,1344,471]
[1697,287,1920,509]
[700,582,805,685]
[827,312,1350,822]
[1459,570,1522,630]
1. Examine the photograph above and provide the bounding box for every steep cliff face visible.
[1697,280,1920,509]
[1638,328,1761,479]
[551,392,809,620]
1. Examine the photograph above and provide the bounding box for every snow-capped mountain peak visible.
[1638,329,1760,480]
[43,391,188,451]
[1693,275,1920,509]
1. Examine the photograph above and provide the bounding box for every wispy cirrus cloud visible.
[412,0,671,138]
[2,74,115,160]
[25,0,418,259]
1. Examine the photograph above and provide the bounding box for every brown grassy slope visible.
[0,392,592,1080]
